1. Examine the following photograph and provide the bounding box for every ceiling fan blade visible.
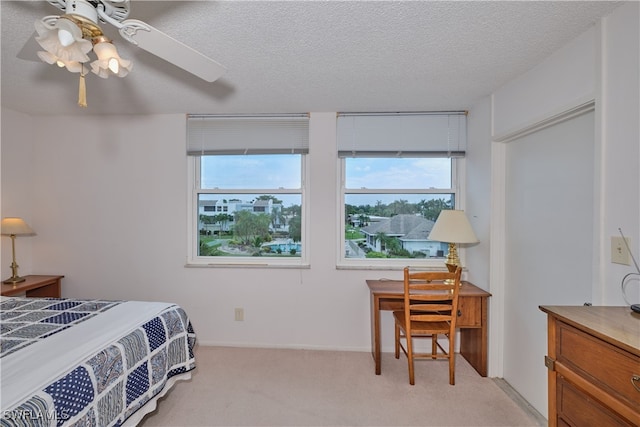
[17,33,41,62]
[119,19,226,83]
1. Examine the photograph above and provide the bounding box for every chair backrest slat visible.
[410,313,451,322]
[409,294,454,302]
[409,303,453,312]
[408,283,453,290]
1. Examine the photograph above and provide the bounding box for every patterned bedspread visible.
[0,297,196,427]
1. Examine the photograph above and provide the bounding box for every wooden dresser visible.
[540,306,640,427]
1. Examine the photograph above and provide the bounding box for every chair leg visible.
[394,323,400,359]
[449,334,456,385]
[431,334,438,359]
[407,336,415,385]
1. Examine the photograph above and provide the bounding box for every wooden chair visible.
[393,266,463,385]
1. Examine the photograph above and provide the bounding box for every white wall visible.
[1,111,490,354]
[599,2,640,305]
[1,109,36,278]
[465,99,492,293]
[492,28,596,140]
[490,1,639,418]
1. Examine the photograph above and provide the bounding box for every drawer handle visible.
[632,374,640,392]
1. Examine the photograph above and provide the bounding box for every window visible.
[187,115,309,267]
[337,112,466,268]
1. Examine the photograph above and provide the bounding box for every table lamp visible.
[1,217,35,284]
[428,210,478,272]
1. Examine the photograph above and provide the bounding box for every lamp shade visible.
[1,218,35,236]
[428,210,478,244]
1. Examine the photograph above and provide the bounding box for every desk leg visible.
[371,293,382,375]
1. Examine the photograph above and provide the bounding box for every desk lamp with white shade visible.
[428,210,478,272]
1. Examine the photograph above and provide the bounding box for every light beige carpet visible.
[139,346,545,426]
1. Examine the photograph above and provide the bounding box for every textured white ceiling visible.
[1,1,622,116]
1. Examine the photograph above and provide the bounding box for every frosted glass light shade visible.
[428,210,478,244]
[91,41,132,78]
[37,51,84,73]
[34,17,91,64]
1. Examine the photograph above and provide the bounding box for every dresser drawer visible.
[557,377,635,427]
[556,321,640,412]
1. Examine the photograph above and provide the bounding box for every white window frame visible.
[186,112,310,268]
[337,156,464,270]
[187,153,309,268]
[336,111,467,270]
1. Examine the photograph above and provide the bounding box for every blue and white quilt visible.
[0,296,196,427]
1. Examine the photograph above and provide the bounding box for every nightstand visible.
[0,275,64,298]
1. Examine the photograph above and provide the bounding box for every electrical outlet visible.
[611,236,631,265]
[234,307,244,321]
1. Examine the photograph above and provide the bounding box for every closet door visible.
[503,110,595,415]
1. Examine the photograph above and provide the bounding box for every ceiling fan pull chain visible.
[78,67,87,107]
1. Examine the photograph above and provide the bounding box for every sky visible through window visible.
[345,157,452,206]
[346,158,451,189]
[201,155,452,207]
[202,154,301,189]
[200,154,302,209]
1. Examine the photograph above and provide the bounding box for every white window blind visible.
[337,112,467,157]
[187,114,310,155]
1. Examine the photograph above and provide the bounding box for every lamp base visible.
[445,262,458,273]
[3,276,26,284]
[443,263,459,286]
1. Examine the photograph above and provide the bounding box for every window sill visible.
[336,262,450,271]
[185,262,310,269]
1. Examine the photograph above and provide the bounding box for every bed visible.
[0,296,196,426]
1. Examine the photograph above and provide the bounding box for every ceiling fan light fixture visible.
[23,0,225,107]
[91,39,132,78]
[34,17,91,63]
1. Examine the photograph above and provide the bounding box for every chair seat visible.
[393,311,450,334]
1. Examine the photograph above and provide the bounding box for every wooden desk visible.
[367,279,491,377]
[1,275,64,298]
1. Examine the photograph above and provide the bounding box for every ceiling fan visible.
[22,0,226,106]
